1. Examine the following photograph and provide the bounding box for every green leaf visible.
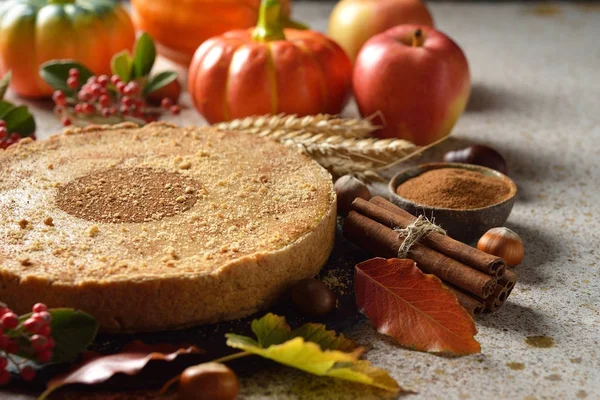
[0,71,11,100]
[290,323,358,352]
[16,309,98,364]
[132,32,156,78]
[250,313,291,347]
[0,100,16,119]
[2,105,36,136]
[111,50,133,83]
[39,61,93,93]
[49,309,99,363]
[143,71,177,96]
[225,314,400,393]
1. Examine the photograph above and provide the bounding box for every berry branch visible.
[41,32,181,128]
[0,303,55,384]
[53,69,180,127]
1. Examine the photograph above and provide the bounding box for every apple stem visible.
[411,29,425,47]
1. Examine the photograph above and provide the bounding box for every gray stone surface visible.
[6,2,599,399]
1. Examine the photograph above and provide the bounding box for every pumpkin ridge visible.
[264,42,279,115]
[295,41,328,113]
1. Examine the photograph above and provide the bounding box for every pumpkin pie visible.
[0,122,336,332]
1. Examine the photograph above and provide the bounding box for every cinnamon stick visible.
[499,269,517,291]
[483,269,517,312]
[343,211,497,299]
[485,285,509,312]
[363,197,507,277]
[446,285,485,316]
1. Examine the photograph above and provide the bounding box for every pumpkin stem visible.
[252,0,287,42]
[411,29,425,47]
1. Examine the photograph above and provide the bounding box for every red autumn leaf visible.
[39,341,203,400]
[355,258,480,355]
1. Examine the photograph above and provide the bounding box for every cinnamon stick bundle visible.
[343,196,518,314]
[363,197,507,277]
[344,211,497,299]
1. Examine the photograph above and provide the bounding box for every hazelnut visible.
[179,362,239,400]
[443,145,508,175]
[290,278,337,317]
[477,227,524,266]
[334,175,371,216]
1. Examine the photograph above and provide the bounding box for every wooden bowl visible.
[388,162,517,243]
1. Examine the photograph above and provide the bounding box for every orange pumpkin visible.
[0,0,135,98]
[188,0,352,124]
[131,0,291,65]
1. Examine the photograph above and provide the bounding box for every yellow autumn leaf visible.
[226,334,400,393]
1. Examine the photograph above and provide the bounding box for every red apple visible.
[328,0,433,62]
[353,25,470,146]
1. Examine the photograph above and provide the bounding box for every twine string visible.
[393,215,446,258]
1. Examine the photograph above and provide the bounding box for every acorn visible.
[477,227,524,266]
[443,145,508,175]
[334,175,371,216]
[178,362,239,400]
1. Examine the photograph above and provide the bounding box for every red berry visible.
[160,98,173,109]
[97,75,109,87]
[61,117,72,127]
[33,311,51,324]
[32,303,47,313]
[6,339,19,354]
[39,325,51,337]
[135,99,145,109]
[116,81,126,93]
[108,106,117,115]
[37,350,52,363]
[67,76,79,89]
[0,313,17,330]
[0,358,7,370]
[124,82,139,95]
[170,105,181,115]
[46,337,55,350]
[78,91,92,102]
[0,127,7,138]
[10,133,19,142]
[87,76,97,84]
[83,103,95,114]
[0,335,7,349]
[52,90,66,106]
[20,366,36,381]
[0,370,10,385]
[68,68,80,78]
[110,75,121,85]
[121,96,133,107]
[119,105,130,116]
[91,84,103,97]
[0,120,5,128]
[23,318,41,334]
[98,94,111,108]
[30,334,48,351]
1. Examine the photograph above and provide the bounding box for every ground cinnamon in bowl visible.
[395,168,511,209]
